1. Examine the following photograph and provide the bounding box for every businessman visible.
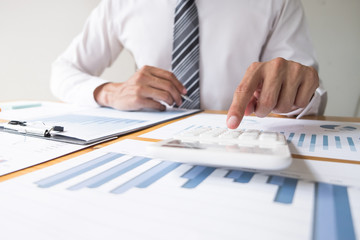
[51,0,327,129]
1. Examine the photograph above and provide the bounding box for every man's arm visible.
[51,0,184,110]
[50,0,122,106]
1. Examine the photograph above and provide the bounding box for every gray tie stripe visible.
[172,0,200,109]
[172,27,199,65]
[174,46,199,82]
[174,3,197,35]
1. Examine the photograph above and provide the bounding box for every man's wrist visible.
[94,82,113,107]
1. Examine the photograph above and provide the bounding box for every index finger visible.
[227,64,262,129]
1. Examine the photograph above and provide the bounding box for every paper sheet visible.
[0,101,199,174]
[0,101,200,144]
[0,131,86,176]
[0,139,358,240]
[140,113,360,161]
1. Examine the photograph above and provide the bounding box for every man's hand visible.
[94,65,187,111]
[227,58,319,129]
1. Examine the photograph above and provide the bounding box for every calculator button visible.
[199,128,227,138]
[259,132,278,141]
[238,130,260,140]
[218,130,243,139]
[276,134,287,145]
[178,127,211,138]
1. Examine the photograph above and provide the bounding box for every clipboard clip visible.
[4,120,64,137]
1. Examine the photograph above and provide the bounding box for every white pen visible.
[181,94,193,102]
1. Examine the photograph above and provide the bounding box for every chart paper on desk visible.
[0,139,358,240]
[140,113,360,161]
[0,132,86,176]
[0,101,200,144]
[0,101,200,175]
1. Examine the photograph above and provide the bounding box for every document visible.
[0,101,200,144]
[0,131,86,176]
[0,101,199,175]
[0,139,358,240]
[140,113,360,161]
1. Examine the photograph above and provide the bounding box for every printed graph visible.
[34,151,356,240]
[284,132,357,153]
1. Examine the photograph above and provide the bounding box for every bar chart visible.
[32,149,357,240]
[284,131,357,153]
[1,139,359,240]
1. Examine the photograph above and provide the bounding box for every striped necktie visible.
[172,0,200,109]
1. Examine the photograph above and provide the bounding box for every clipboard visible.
[0,108,202,145]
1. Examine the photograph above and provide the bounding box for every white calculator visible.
[147,127,292,170]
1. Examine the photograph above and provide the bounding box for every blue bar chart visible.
[287,132,357,153]
[34,151,357,239]
[36,152,125,188]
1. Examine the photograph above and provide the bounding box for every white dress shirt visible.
[51,0,326,115]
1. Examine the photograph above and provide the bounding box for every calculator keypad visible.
[176,127,286,147]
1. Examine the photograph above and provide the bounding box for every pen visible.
[0,103,42,112]
[181,95,193,102]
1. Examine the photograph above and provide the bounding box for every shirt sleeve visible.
[50,0,123,107]
[261,0,327,117]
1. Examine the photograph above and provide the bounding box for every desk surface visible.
[1,111,359,182]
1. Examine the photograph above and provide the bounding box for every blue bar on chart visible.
[267,175,285,186]
[313,183,355,240]
[335,136,342,149]
[298,133,306,147]
[313,183,337,240]
[36,152,124,188]
[110,161,181,194]
[234,172,255,183]
[225,170,254,184]
[310,134,316,152]
[323,135,329,150]
[137,162,181,188]
[181,166,216,189]
[287,132,295,143]
[347,137,357,152]
[224,170,244,180]
[182,166,207,180]
[67,156,151,190]
[333,185,356,240]
[267,176,297,204]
